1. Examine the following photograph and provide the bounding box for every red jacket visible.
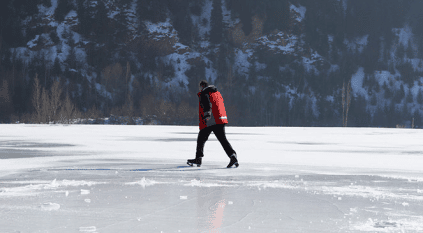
[198,85,228,130]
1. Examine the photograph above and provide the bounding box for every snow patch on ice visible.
[81,189,90,195]
[125,177,157,188]
[319,185,423,202]
[0,179,105,197]
[40,202,60,211]
[247,181,297,190]
[352,217,423,232]
[79,226,97,232]
[378,174,423,183]
[184,179,232,187]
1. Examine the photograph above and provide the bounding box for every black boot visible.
[227,154,239,168]
[187,157,202,167]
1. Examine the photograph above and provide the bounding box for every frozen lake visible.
[0,125,422,232]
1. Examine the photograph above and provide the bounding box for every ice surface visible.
[0,125,423,232]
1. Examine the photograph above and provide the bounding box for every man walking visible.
[187,80,239,168]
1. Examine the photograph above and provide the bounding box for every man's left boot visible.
[187,157,202,167]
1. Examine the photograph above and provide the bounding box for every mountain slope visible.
[1,0,423,127]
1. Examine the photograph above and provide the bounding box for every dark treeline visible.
[0,0,423,127]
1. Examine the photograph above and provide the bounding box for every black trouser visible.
[196,124,236,158]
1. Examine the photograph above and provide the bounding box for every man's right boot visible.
[187,157,202,167]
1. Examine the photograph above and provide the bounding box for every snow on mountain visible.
[4,0,423,127]
[256,33,298,54]
[192,0,213,39]
[234,48,252,76]
[351,67,368,99]
[344,35,369,53]
[290,4,306,22]
[302,52,322,74]
[27,35,40,49]
[394,25,414,49]
[221,0,238,27]
[162,48,196,88]
[145,19,176,36]
[37,0,58,16]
